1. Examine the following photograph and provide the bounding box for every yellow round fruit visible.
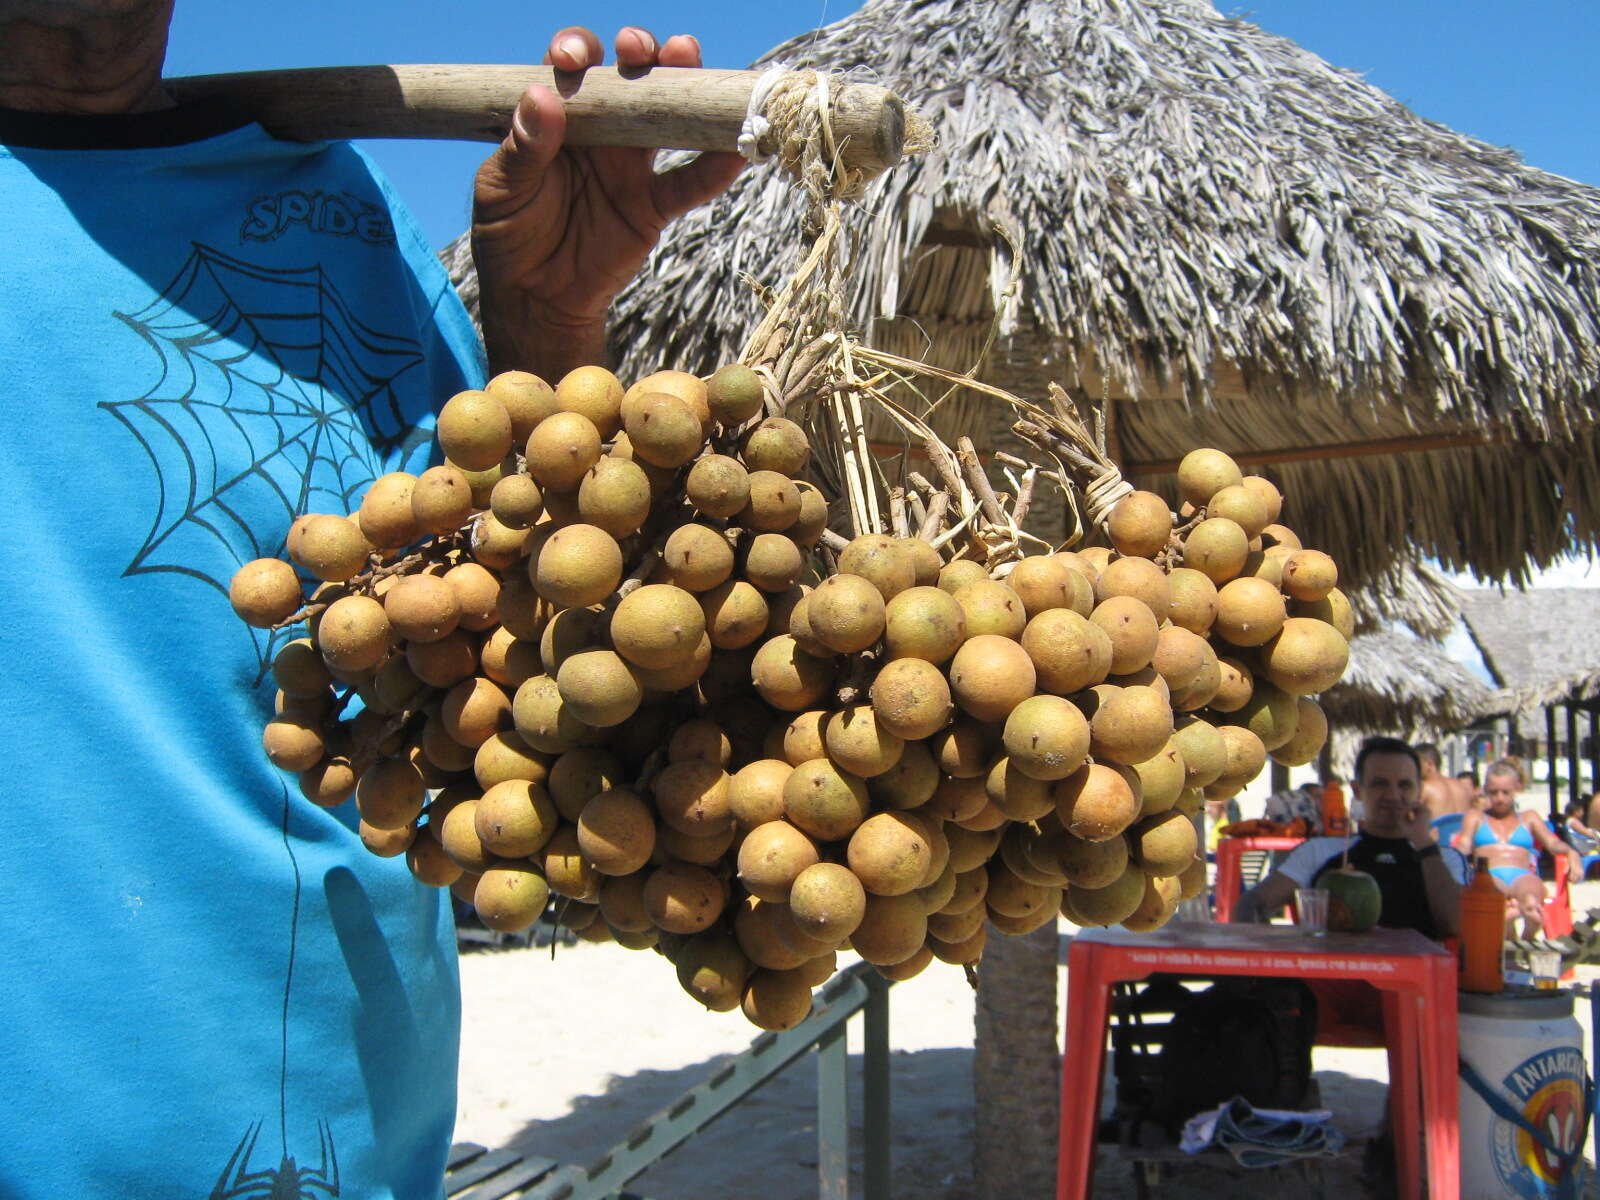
[737,820,821,903]
[1206,484,1269,539]
[789,861,866,942]
[1107,490,1174,558]
[783,758,870,842]
[847,812,934,897]
[555,365,625,438]
[752,635,835,710]
[1262,617,1349,695]
[1002,694,1090,781]
[1176,448,1244,506]
[533,524,623,608]
[1054,762,1140,842]
[1213,576,1288,647]
[611,584,707,670]
[685,453,751,520]
[1281,549,1339,603]
[883,585,966,663]
[823,705,905,778]
[1182,517,1249,584]
[1022,608,1113,695]
[410,465,474,536]
[1089,596,1160,676]
[948,634,1037,723]
[287,513,370,583]
[525,411,603,491]
[1272,697,1330,767]
[437,388,514,471]
[359,471,420,550]
[869,657,954,741]
[556,649,642,727]
[230,558,303,628]
[807,573,886,654]
[706,363,766,426]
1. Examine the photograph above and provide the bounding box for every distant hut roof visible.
[1322,630,1495,735]
[1457,587,1600,714]
[1349,561,1463,642]
[564,0,1600,586]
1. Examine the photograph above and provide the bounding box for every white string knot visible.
[738,62,791,163]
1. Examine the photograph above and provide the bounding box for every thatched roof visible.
[550,0,1600,587]
[1458,587,1600,714]
[1321,629,1495,735]
[1349,561,1463,641]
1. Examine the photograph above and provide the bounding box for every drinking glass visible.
[1295,887,1330,936]
[1529,949,1562,991]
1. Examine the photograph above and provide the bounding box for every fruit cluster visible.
[229,366,1347,1030]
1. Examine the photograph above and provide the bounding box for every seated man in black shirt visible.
[1234,736,1469,936]
[1232,738,1469,1191]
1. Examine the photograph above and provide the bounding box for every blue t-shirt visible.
[0,103,484,1199]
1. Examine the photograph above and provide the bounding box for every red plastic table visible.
[1057,924,1459,1200]
[1212,836,1304,922]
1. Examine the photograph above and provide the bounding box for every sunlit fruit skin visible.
[229,557,303,627]
[436,388,514,472]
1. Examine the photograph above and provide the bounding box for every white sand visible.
[456,889,1600,1198]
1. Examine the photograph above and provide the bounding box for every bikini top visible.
[1471,814,1536,851]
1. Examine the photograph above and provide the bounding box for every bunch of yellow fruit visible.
[229,365,1347,1030]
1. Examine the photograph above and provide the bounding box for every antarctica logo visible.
[1489,1046,1586,1198]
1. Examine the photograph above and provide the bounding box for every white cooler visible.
[1458,990,1589,1199]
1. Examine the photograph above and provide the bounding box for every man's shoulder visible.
[1276,837,1349,882]
[1288,836,1349,861]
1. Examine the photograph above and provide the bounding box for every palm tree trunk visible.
[973,920,1061,1198]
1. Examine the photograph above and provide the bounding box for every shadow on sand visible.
[495,1045,977,1200]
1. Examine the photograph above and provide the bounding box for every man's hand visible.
[1402,800,1434,849]
[471,27,747,380]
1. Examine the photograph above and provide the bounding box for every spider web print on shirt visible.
[102,244,431,677]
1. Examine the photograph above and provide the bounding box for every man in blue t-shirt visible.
[0,5,741,1197]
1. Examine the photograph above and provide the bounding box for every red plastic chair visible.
[1213,836,1305,923]
[1544,856,1573,938]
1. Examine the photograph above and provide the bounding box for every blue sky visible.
[164,1,1598,595]
[165,1,1600,251]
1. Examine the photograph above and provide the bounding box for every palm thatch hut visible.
[1458,588,1600,816]
[1322,629,1495,736]
[591,0,1600,589]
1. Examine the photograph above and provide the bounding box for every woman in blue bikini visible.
[1456,760,1582,937]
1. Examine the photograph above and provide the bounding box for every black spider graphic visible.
[103,243,429,680]
[209,1118,339,1200]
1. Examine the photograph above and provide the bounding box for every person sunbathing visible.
[1455,760,1581,938]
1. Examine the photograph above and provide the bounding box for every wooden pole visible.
[1568,704,1581,816]
[1126,430,1497,475]
[1580,713,1593,809]
[164,65,908,176]
[1547,706,1560,822]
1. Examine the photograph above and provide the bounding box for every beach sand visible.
[455,887,1600,1198]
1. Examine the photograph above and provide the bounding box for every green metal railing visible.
[446,961,892,1200]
